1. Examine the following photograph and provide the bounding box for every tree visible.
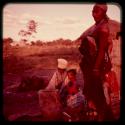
[3,37,13,48]
[27,20,37,33]
[18,20,38,43]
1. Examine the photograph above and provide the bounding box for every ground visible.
[3,69,120,121]
[3,39,121,121]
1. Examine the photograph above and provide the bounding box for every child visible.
[59,69,82,107]
[60,69,86,121]
[66,69,79,96]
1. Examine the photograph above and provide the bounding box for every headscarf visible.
[94,3,108,13]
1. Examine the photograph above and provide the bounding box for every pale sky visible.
[3,3,121,42]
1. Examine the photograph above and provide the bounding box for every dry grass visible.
[3,44,81,75]
[3,39,121,121]
[3,37,121,86]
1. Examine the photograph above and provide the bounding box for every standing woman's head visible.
[92,3,108,24]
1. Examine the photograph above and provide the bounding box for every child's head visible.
[67,69,76,81]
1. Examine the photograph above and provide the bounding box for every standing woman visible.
[78,3,114,121]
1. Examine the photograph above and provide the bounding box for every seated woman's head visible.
[57,58,68,73]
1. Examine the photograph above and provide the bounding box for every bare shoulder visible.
[99,23,109,34]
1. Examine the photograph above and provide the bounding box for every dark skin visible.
[55,68,66,89]
[92,6,106,24]
[78,5,114,121]
[67,72,76,82]
[92,6,109,77]
[58,68,66,74]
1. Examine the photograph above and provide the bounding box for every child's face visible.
[67,72,76,81]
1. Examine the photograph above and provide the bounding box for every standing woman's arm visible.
[93,27,109,71]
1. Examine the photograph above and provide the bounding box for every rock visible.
[17,75,49,92]
[38,90,63,121]
[8,112,42,121]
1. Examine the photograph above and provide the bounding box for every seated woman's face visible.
[58,68,65,74]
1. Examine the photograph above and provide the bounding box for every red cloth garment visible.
[67,81,79,95]
[105,70,119,93]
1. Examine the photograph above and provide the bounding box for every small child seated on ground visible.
[59,69,83,107]
[60,69,86,121]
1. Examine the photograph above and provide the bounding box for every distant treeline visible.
[3,37,80,47]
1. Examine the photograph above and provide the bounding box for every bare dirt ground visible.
[3,68,120,121]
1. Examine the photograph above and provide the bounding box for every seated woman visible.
[37,58,68,121]
[45,58,68,91]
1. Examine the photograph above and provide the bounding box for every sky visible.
[3,3,121,42]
